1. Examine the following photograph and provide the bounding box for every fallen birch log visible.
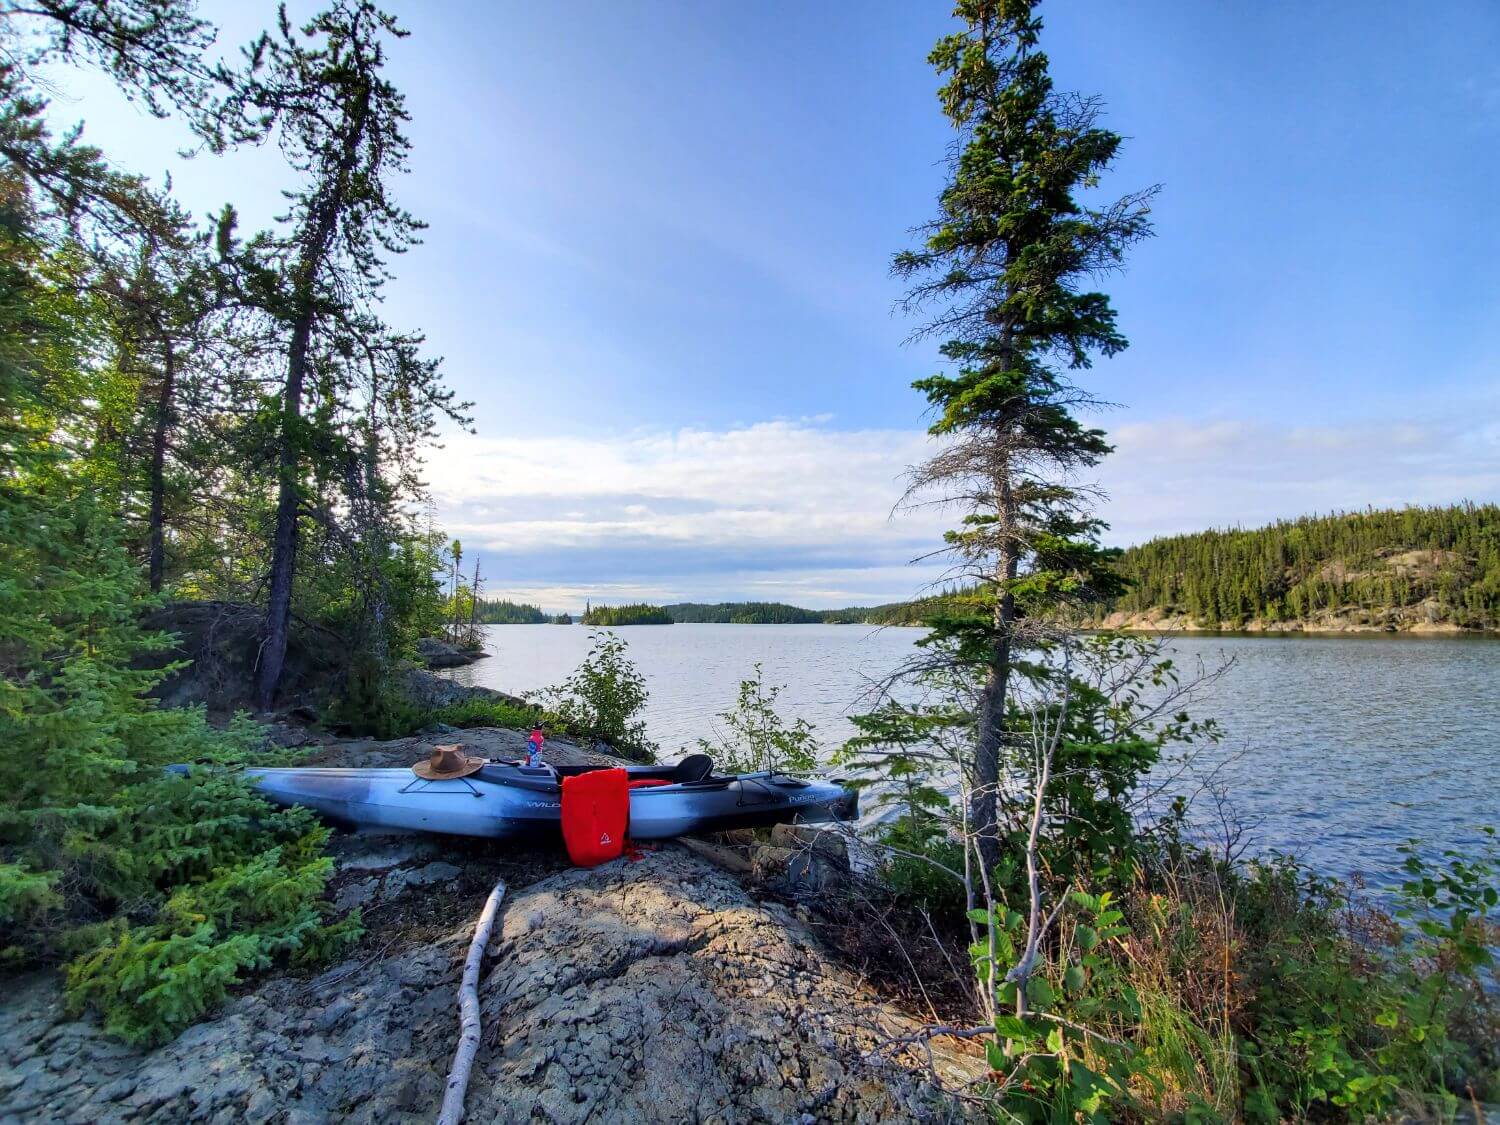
[436,878,507,1125]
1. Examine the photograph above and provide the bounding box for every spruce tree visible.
[212,2,462,706]
[896,0,1154,867]
[95,201,234,590]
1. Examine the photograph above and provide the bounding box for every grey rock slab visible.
[384,861,462,897]
[334,877,380,911]
[0,851,980,1125]
[335,839,441,871]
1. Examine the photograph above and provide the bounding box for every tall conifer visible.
[212,2,462,706]
[897,0,1154,866]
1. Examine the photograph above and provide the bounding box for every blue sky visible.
[48,1,1500,608]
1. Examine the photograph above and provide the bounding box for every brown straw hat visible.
[412,744,488,780]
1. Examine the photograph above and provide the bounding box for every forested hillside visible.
[1096,503,1500,632]
[663,601,824,623]
[820,601,930,625]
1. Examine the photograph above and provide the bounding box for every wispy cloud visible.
[425,421,946,609]
[1099,409,1500,544]
[425,408,1500,611]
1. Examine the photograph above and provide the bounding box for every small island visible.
[580,602,673,625]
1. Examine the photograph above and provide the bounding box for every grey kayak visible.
[224,758,858,841]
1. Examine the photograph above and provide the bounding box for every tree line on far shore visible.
[485,502,1500,634]
[476,599,933,626]
[473,598,570,624]
[1093,502,1500,631]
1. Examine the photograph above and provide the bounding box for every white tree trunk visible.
[437,879,507,1125]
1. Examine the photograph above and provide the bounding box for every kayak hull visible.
[242,763,857,841]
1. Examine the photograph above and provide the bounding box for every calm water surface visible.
[441,624,1500,885]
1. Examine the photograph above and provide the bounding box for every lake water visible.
[440,624,1500,887]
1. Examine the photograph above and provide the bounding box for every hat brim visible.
[411,757,487,780]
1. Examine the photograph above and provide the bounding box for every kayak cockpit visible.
[473,752,721,793]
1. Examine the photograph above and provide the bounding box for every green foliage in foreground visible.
[64,824,361,1046]
[580,603,673,626]
[848,640,1498,1119]
[1097,502,1500,630]
[872,800,1499,1122]
[1227,837,1499,1120]
[0,498,357,1043]
[0,144,353,1041]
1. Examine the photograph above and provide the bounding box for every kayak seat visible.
[672,753,714,783]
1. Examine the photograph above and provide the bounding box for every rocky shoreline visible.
[1095,605,1488,636]
[0,724,980,1123]
[415,636,489,669]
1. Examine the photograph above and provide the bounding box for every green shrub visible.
[430,696,558,732]
[66,826,362,1045]
[0,484,352,1042]
[538,632,657,761]
[870,817,968,922]
[322,662,432,739]
[1231,834,1499,1120]
[697,663,818,775]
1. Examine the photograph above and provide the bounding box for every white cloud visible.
[1099,410,1500,544]
[424,408,1500,611]
[425,420,949,608]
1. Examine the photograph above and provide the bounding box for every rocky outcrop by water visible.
[0,729,979,1123]
[398,666,531,713]
[415,636,489,669]
[1096,599,1474,635]
[0,842,976,1123]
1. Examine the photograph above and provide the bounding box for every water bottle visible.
[526,724,545,767]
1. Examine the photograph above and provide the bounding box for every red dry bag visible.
[560,768,629,867]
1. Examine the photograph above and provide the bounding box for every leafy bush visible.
[697,663,818,774]
[430,695,559,732]
[843,623,1497,1120]
[871,817,968,920]
[1231,834,1499,1120]
[964,890,1137,1122]
[538,632,657,761]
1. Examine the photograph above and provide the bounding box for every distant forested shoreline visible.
[477,505,1499,635]
[474,599,572,624]
[1092,503,1500,633]
[476,599,930,626]
[661,601,923,625]
[580,603,674,626]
